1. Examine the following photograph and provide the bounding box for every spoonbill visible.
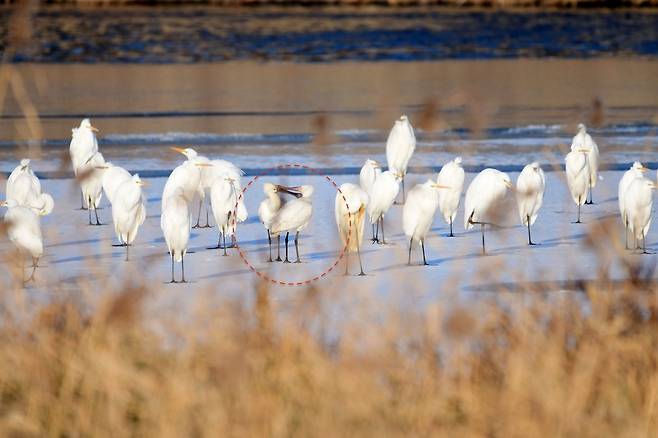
[335,183,369,275]
[515,162,545,245]
[258,183,300,262]
[270,185,313,263]
[437,157,465,237]
[386,115,415,204]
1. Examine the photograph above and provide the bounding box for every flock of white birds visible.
[1,116,656,284]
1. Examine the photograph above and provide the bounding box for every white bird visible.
[437,156,465,237]
[162,151,202,209]
[515,162,546,245]
[171,147,213,228]
[386,115,416,204]
[258,183,299,262]
[565,149,590,224]
[69,118,99,209]
[79,151,105,225]
[270,185,313,263]
[7,159,40,201]
[464,168,512,254]
[335,183,369,275]
[368,170,401,244]
[209,176,243,256]
[96,162,133,206]
[403,180,450,265]
[1,199,46,282]
[570,123,599,204]
[359,159,382,241]
[618,161,649,249]
[111,174,147,261]
[624,177,656,253]
[161,189,191,283]
[204,159,247,246]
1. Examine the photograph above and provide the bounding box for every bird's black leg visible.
[380,217,386,245]
[643,232,649,255]
[181,253,187,283]
[32,257,38,268]
[527,215,536,245]
[372,220,379,244]
[407,237,413,265]
[193,199,202,228]
[402,177,406,204]
[449,218,454,238]
[355,226,365,276]
[284,232,290,263]
[203,207,212,228]
[421,239,428,266]
[625,218,629,250]
[93,201,101,226]
[168,253,176,283]
[267,230,273,262]
[573,199,582,224]
[125,233,130,261]
[79,192,85,210]
[222,229,228,256]
[481,223,486,255]
[294,231,301,263]
[371,223,376,243]
[87,196,93,225]
[276,234,282,261]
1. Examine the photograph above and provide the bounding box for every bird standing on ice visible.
[368,170,401,244]
[570,123,599,204]
[335,183,369,275]
[270,185,313,263]
[515,162,545,245]
[1,199,47,282]
[209,176,243,256]
[170,147,213,228]
[386,115,415,204]
[69,118,99,209]
[464,169,512,254]
[111,174,147,261]
[161,189,191,283]
[79,152,105,226]
[359,159,381,239]
[618,161,648,249]
[565,149,590,224]
[437,157,465,237]
[204,159,247,246]
[97,162,134,206]
[258,183,300,262]
[403,180,451,265]
[162,150,203,209]
[624,177,656,253]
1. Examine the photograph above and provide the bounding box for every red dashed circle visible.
[230,164,354,287]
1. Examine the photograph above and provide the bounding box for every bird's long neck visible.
[268,192,281,210]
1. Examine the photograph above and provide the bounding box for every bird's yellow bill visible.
[578,148,590,153]
[432,184,451,189]
[195,163,213,167]
[137,180,149,186]
[90,126,99,133]
[504,181,513,188]
[640,166,650,173]
[170,147,187,154]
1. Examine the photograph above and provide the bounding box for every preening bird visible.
[335,183,369,275]
[270,185,313,263]
[618,161,648,249]
[6,159,53,216]
[97,162,133,206]
[161,189,191,283]
[111,174,147,261]
[515,162,545,245]
[258,183,300,262]
[69,118,99,209]
[79,152,105,225]
[570,123,599,204]
[1,199,45,282]
[170,147,212,228]
[403,180,450,265]
[209,176,243,256]
[565,149,589,224]
[464,168,512,254]
[386,115,415,204]
[368,170,401,244]
[437,156,465,237]
[624,177,656,253]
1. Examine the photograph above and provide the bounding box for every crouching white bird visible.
[258,183,300,262]
[335,183,369,275]
[515,162,545,245]
[624,177,656,253]
[403,180,451,265]
[619,161,649,249]
[565,149,590,224]
[386,115,415,204]
[464,169,512,254]
[571,123,599,204]
[270,185,313,263]
[69,118,99,209]
[1,199,46,282]
[437,156,465,237]
[161,189,191,283]
[78,151,105,225]
[368,170,401,244]
[111,174,147,261]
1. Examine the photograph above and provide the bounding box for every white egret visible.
[464,169,512,254]
[7,159,40,202]
[96,162,132,206]
[403,180,450,265]
[111,174,147,261]
[386,115,415,204]
[204,159,247,246]
[335,183,369,275]
[515,162,546,245]
[1,199,45,282]
[162,150,202,208]
[368,170,401,244]
[79,152,105,225]
[437,156,465,237]
[570,123,599,204]
[69,118,99,209]
[359,159,381,240]
[161,189,191,283]
[625,177,656,254]
[170,147,213,228]
[270,185,313,263]
[565,149,590,224]
[209,176,242,256]
[258,183,299,262]
[619,162,648,249]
